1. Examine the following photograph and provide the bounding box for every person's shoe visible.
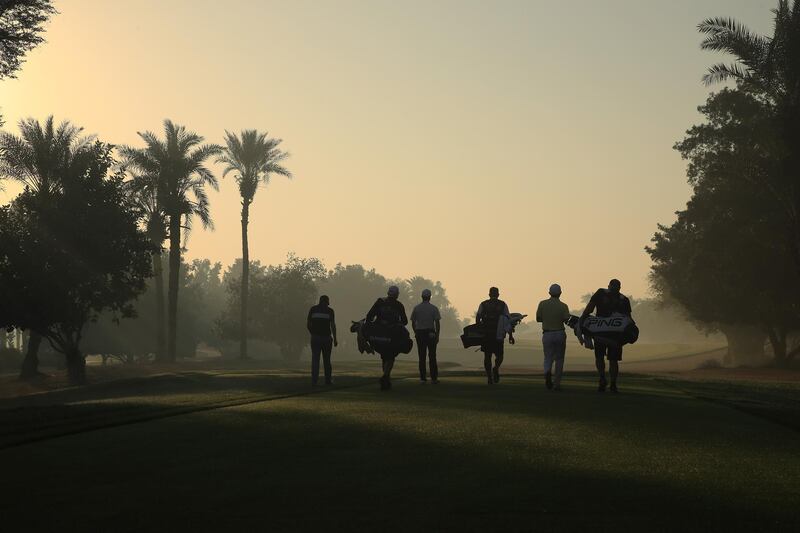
[431,379,440,385]
[492,367,500,383]
[598,377,607,393]
[380,377,388,390]
[553,384,562,392]
[420,378,427,384]
[545,371,553,390]
[387,378,392,390]
[324,379,333,386]
[610,383,618,393]
[487,375,494,385]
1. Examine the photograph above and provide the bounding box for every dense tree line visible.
[648,1,800,366]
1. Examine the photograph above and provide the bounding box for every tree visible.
[81,257,227,362]
[648,89,800,365]
[698,1,800,276]
[0,142,153,384]
[219,255,324,360]
[120,120,220,362]
[0,116,91,378]
[217,130,291,360]
[403,275,462,336]
[0,1,57,125]
[123,170,168,361]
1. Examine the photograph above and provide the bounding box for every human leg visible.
[553,331,567,389]
[321,336,333,384]
[594,341,608,391]
[429,336,439,382]
[493,343,504,383]
[310,336,322,385]
[542,332,555,389]
[608,345,622,391]
[482,346,493,383]
[416,332,428,381]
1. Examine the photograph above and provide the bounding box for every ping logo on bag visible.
[584,315,629,332]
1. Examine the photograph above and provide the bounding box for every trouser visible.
[482,340,504,377]
[542,330,567,386]
[415,329,438,380]
[310,335,333,384]
[594,340,622,384]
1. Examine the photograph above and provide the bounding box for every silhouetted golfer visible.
[581,279,631,392]
[366,285,408,390]
[410,288,441,384]
[476,287,515,385]
[536,284,571,391]
[307,295,338,386]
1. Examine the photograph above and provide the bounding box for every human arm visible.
[581,292,599,319]
[399,303,408,326]
[366,299,380,323]
[331,309,338,346]
[306,308,313,334]
[434,306,441,341]
[536,301,543,323]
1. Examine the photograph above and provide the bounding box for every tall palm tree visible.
[122,171,168,361]
[217,130,291,359]
[120,120,220,362]
[0,116,91,378]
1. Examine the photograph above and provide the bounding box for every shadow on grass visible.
[1,389,797,533]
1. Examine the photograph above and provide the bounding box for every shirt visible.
[476,299,512,341]
[366,297,408,326]
[410,301,441,331]
[582,289,632,318]
[536,297,571,331]
[307,304,335,336]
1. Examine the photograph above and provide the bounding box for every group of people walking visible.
[306,279,632,392]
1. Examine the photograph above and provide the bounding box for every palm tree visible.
[123,171,168,361]
[0,116,91,379]
[120,120,221,362]
[217,130,291,359]
[698,0,800,267]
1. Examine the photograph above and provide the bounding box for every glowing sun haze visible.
[0,0,775,316]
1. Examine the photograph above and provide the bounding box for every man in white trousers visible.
[535,284,571,391]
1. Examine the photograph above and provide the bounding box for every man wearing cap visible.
[307,295,338,386]
[410,288,442,384]
[536,284,571,391]
[366,285,409,390]
[476,287,515,385]
[581,279,632,393]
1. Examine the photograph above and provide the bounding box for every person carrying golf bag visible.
[580,279,632,393]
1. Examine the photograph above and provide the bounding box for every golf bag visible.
[460,312,527,348]
[350,319,413,355]
[570,313,639,349]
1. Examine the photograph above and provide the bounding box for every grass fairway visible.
[1,370,799,532]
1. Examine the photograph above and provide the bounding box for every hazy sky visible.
[0,0,776,317]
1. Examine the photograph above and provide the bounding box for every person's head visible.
[319,295,330,307]
[387,285,400,299]
[608,279,621,295]
[489,286,499,299]
[421,288,432,301]
[549,283,562,298]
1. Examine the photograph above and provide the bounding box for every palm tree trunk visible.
[240,200,250,360]
[167,215,181,363]
[19,331,42,380]
[153,252,167,362]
